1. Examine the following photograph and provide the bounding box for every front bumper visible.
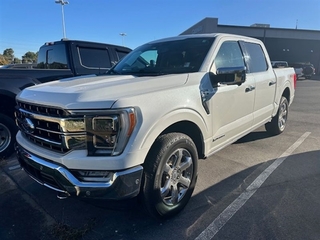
[15,143,143,199]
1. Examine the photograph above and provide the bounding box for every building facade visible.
[181,18,320,74]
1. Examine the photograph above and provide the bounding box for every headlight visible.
[85,108,136,156]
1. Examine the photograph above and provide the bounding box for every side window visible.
[129,50,158,69]
[243,42,268,73]
[140,50,158,66]
[78,47,111,69]
[214,41,245,69]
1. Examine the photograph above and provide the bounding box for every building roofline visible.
[218,24,320,33]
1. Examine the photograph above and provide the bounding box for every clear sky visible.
[1,0,320,59]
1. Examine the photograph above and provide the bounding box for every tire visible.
[0,113,17,159]
[265,96,289,135]
[140,133,198,219]
[303,66,313,75]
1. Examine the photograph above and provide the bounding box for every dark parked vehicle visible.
[0,39,131,158]
[289,62,315,79]
[271,61,288,68]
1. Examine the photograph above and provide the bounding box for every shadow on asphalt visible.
[235,130,272,143]
[1,131,320,240]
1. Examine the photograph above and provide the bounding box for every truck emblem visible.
[22,118,35,134]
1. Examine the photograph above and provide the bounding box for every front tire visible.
[265,96,289,135]
[0,113,17,159]
[140,133,198,219]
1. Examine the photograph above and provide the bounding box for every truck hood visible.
[17,74,188,109]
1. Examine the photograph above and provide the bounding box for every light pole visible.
[55,0,69,39]
[119,33,127,46]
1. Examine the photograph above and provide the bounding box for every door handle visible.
[245,85,255,92]
[269,81,276,86]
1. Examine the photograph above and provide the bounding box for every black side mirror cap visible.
[210,66,246,86]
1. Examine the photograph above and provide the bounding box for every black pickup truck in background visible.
[0,39,131,158]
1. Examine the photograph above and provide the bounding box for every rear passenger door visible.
[242,42,276,127]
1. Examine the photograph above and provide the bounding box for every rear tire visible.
[265,96,288,135]
[0,113,17,159]
[140,133,198,219]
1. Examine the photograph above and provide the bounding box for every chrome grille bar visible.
[16,101,86,153]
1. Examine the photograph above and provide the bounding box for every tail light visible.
[293,73,297,89]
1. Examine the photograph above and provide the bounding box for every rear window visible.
[37,44,68,69]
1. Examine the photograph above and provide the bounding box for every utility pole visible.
[55,0,69,39]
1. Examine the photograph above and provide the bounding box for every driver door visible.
[206,40,255,152]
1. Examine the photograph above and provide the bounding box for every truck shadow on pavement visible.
[1,144,319,240]
[234,130,272,143]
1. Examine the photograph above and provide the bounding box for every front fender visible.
[139,108,210,153]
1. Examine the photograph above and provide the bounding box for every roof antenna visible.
[295,19,298,29]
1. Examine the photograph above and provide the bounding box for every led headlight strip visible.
[85,108,136,156]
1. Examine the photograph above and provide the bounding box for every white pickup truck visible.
[15,33,296,219]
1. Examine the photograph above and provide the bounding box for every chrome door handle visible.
[245,85,255,92]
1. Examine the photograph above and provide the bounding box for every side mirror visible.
[210,66,246,86]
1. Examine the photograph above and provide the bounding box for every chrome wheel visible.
[278,99,288,131]
[265,96,289,136]
[160,148,193,206]
[0,123,11,153]
[0,113,17,158]
[141,133,198,219]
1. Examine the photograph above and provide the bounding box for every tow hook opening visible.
[57,192,70,200]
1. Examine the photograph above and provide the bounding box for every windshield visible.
[108,37,215,76]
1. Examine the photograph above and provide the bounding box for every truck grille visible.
[16,101,86,153]
[17,101,69,117]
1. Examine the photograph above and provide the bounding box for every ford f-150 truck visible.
[0,39,131,158]
[15,33,296,219]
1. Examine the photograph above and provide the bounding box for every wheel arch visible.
[282,86,290,104]
[139,110,208,161]
[0,92,17,119]
[161,121,205,159]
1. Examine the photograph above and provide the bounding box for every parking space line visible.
[195,132,311,240]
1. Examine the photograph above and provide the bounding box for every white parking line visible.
[195,132,311,240]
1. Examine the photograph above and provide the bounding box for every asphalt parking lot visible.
[1,75,320,240]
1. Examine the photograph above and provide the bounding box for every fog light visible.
[76,170,113,182]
